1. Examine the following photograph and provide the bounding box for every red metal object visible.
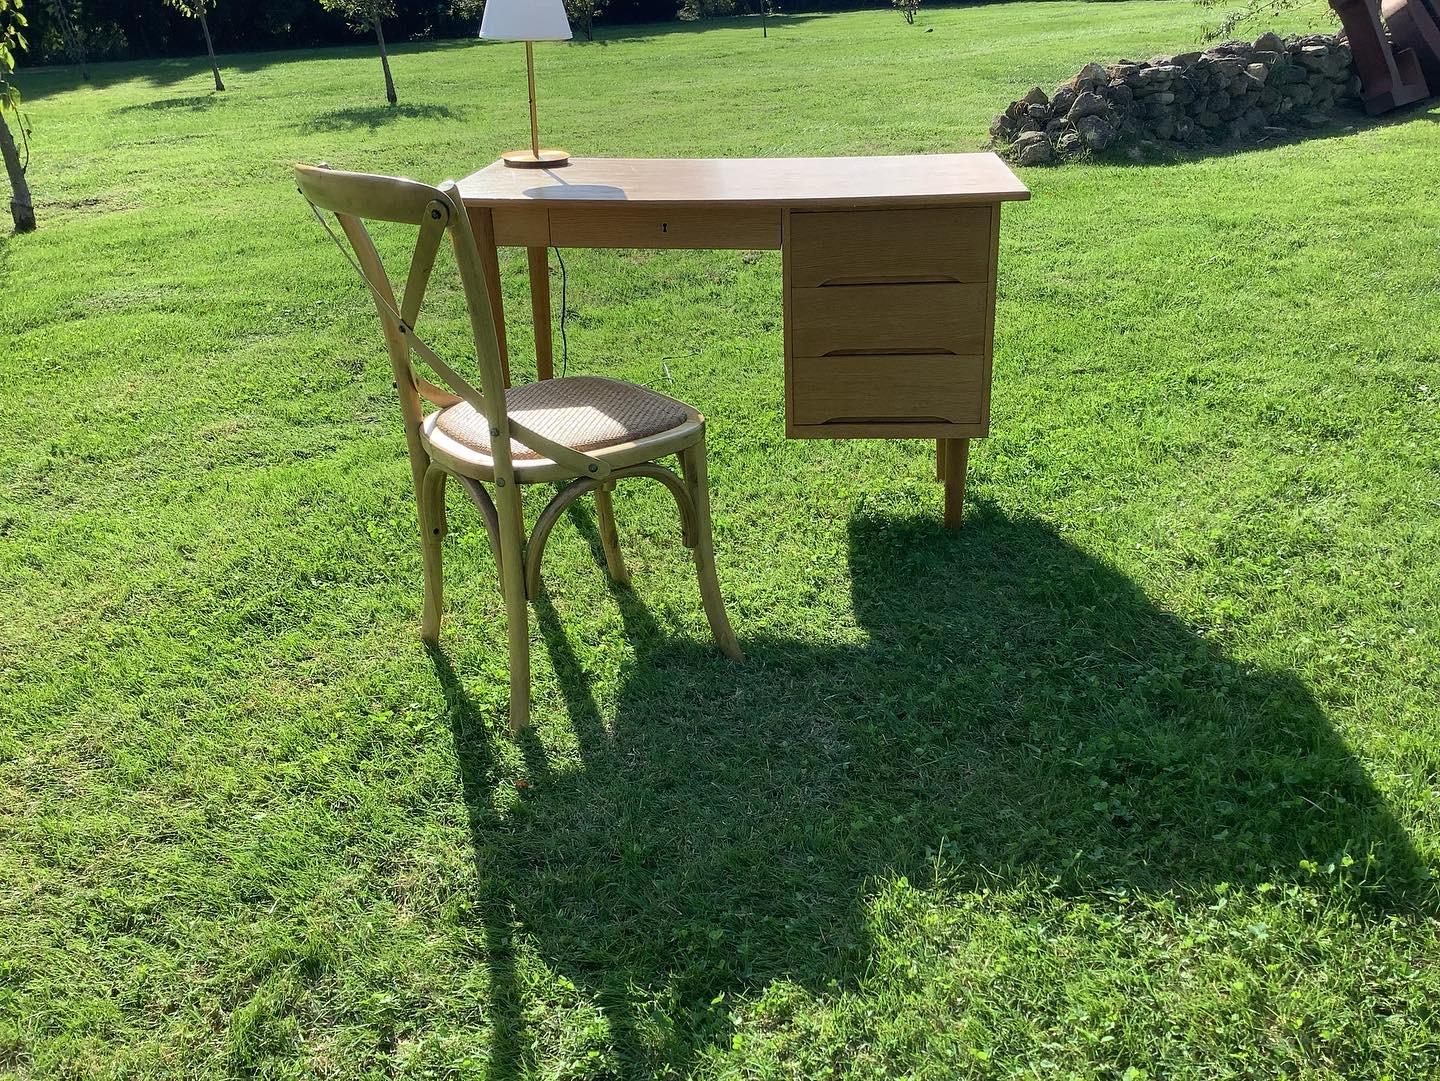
[1330,0,1431,113]
[1382,0,1440,89]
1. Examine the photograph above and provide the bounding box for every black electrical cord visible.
[552,245,569,377]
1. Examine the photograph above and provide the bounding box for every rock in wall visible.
[992,33,1360,165]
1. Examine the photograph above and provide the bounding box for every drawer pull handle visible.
[814,275,962,287]
[819,416,950,425]
[820,348,957,358]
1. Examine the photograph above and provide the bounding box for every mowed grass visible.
[3,3,1440,1076]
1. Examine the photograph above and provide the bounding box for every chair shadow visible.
[299,102,460,133]
[433,502,1434,1077]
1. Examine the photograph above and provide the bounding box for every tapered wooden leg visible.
[593,482,630,585]
[469,207,511,387]
[493,479,531,732]
[504,571,531,732]
[527,246,554,381]
[419,465,449,643]
[679,436,742,661]
[941,437,970,530]
[935,438,947,482]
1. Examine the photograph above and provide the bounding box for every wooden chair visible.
[295,164,742,731]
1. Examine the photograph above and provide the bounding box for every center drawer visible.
[549,205,782,250]
[790,282,989,358]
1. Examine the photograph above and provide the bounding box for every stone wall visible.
[991,33,1360,165]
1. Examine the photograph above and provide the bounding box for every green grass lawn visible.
[3,2,1440,1077]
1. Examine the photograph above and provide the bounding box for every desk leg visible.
[941,437,969,529]
[527,246,554,380]
[935,438,946,482]
[469,207,511,387]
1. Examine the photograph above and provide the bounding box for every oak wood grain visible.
[790,283,989,358]
[787,207,993,287]
[548,205,781,249]
[493,205,550,247]
[790,353,986,426]
[459,154,1030,210]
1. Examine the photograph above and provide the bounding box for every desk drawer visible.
[788,207,993,287]
[790,283,988,358]
[791,354,986,426]
[548,206,782,249]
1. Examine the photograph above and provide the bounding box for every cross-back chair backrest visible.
[295,163,609,488]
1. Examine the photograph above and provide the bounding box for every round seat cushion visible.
[433,376,690,461]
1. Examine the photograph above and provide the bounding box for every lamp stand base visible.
[502,148,570,168]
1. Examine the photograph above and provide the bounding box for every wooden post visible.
[525,41,541,160]
[528,246,554,379]
[941,437,969,529]
[468,207,511,386]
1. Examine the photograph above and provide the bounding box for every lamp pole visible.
[525,40,541,160]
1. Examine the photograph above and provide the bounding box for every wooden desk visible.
[457,155,1030,527]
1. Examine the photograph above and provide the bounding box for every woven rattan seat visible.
[433,376,689,461]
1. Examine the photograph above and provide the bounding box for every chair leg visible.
[678,435,743,661]
[419,465,448,644]
[503,562,531,733]
[593,482,631,586]
[494,480,532,733]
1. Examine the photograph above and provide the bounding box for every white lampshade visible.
[480,0,573,41]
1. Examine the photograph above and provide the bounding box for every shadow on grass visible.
[300,102,460,132]
[570,13,824,45]
[1092,99,1440,168]
[16,40,480,103]
[20,17,823,103]
[433,500,1434,1077]
[113,93,219,114]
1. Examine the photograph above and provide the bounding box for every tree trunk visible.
[198,9,225,91]
[584,3,594,41]
[0,109,35,233]
[375,19,397,105]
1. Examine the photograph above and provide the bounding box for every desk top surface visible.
[458,154,1030,210]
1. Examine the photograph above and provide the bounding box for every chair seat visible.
[421,375,702,481]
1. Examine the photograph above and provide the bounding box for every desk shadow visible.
[435,504,1433,1077]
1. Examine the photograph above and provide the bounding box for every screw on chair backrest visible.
[294,163,608,489]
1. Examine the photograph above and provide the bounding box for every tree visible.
[1,0,35,232]
[164,0,224,90]
[562,0,601,41]
[318,0,398,105]
[893,0,919,25]
[45,0,86,79]
[1190,0,1323,40]
[449,0,482,35]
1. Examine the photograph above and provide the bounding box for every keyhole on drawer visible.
[661,222,669,233]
